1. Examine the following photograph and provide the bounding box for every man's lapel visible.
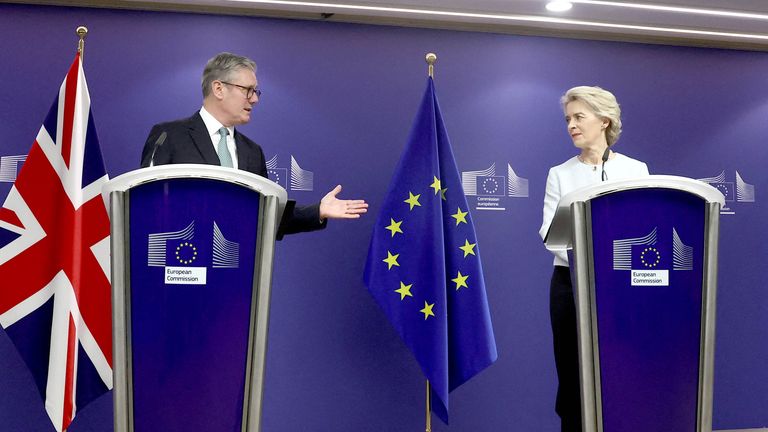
[233,131,252,172]
[187,112,221,165]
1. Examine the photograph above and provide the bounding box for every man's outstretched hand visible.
[319,185,368,220]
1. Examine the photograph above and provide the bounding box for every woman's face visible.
[564,100,608,149]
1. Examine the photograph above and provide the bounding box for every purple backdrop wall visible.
[0,3,766,431]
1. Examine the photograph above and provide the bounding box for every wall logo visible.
[147,221,240,285]
[266,154,314,191]
[0,155,26,182]
[461,162,529,211]
[613,227,692,286]
[696,170,755,215]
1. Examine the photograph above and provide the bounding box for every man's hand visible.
[319,185,368,220]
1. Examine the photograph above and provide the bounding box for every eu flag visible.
[363,77,497,423]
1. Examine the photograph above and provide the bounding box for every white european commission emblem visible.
[266,154,314,191]
[0,155,26,182]
[613,227,692,286]
[697,170,755,215]
[461,162,529,211]
[147,220,240,285]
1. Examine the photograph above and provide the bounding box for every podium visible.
[104,164,287,432]
[545,175,724,432]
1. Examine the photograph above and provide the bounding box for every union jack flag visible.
[0,53,112,431]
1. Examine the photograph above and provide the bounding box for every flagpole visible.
[424,52,437,432]
[76,26,88,61]
[425,380,432,432]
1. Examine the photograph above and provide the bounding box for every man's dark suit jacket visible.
[140,112,326,239]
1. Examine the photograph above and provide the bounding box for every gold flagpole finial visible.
[76,26,88,60]
[425,53,437,78]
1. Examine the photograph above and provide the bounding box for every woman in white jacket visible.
[540,86,649,432]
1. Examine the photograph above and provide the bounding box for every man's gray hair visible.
[201,52,257,98]
[561,86,623,146]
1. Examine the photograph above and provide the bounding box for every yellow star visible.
[452,271,469,290]
[451,207,468,225]
[394,281,413,300]
[404,192,421,210]
[459,239,477,257]
[383,251,400,270]
[385,218,403,237]
[430,176,442,195]
[440,188,448,201]
[420,301,436,320]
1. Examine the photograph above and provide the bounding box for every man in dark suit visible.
[140,52,367,237]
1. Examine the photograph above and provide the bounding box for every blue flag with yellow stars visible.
[363,77,497,424]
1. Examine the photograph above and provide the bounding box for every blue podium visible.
[545,175,724,432]
[104,165,287,432]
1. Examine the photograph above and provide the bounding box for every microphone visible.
[149,131,167,167]
[601,146,610,181]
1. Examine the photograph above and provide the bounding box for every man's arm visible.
[275,186,368,239]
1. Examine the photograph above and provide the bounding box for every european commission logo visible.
[147,221,240,285]
[266,154,314,192]
[696,170,755,215]
[461,162,529,211]
[613,227,692,286]
[0,155,26,182]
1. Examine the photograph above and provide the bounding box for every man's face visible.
[218,67,259,126]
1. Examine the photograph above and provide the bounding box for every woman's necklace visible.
[577,154,599,171]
